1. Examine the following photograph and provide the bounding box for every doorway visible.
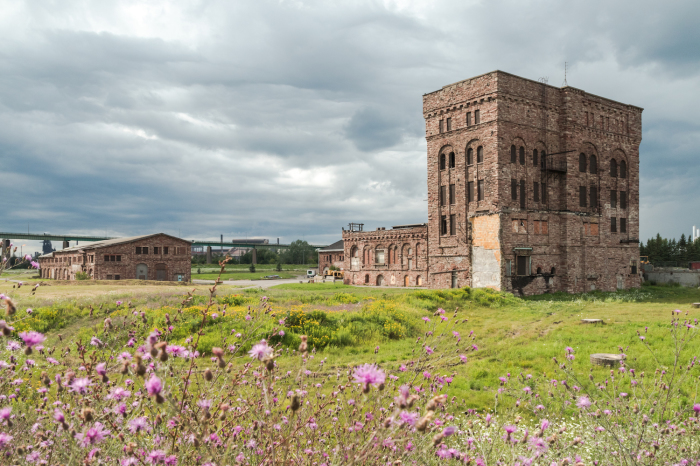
[156,264,166,281]
[136,264,148,280]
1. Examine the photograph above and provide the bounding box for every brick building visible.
[38,233,191,282]
[318,240,345,275]
[342,71,642,294]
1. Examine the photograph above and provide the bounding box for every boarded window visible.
[468,181,474,202]
[512,219,519,233]
[114,275,120,280]
[620,160,627,178]
[439,186,446,206]
[477,146,484,163]
[534,220,540,234]
[579,153,587,172]
[450,214,456,235]
[446,117,452,131]
[449,184,455,204]
[519,146,525,165]
[467,148,473,165]
[611,190,617,208]
[376,250,385,264]
[590,223,599,236]
[466,112,472,126]
[519,180,525,209]
[590,186,598,208]
[620,218,627,233]
[579,186,587,207]
[142,247,148,255]
[441,216,447,235]
[533,149,538,166]
[621,191,627,209]
[477,180,485,201]
[474,109,480,124]
[541,220,548,234]
[510,145,516,164]
[611,217,617,233]
[534,181,539,202]
[511,179,517,200]
[541,151,547,169]
[116,255,121,262]
[449,152,455,168]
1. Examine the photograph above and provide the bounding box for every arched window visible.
[449,152,455,168]
[536,267,542,274]
[579,153,587,172]
[533,149,538,166]
[477,146,484,163]
[439,153,446,170]
[620,160,627,178]
[510,145,516,163]
[610,159,618,177]
[467,148,473,165]
[589,154,597,174]
[519,146,525,165]
[550,267,556,275]
[541,151,547,169]
[364,274,369,284]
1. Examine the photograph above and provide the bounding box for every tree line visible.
[640,233,700,265]
[191,239,318,265]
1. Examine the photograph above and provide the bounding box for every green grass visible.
[7,283,700,410]
[194,272,299,281]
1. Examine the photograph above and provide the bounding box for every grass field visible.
[3,280,699,411]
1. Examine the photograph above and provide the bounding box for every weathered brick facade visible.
[38,233,191,282]
[342,71,642,294]
[318,240,345,275]
[342,225,428,287]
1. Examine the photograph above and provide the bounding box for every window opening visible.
[579,153,587,172]
[590,154,597,174]
[610,159,618,177]
[477,180,485,201]
[620,218,627,233]
[439,186,446,206]
[511,179,517,201]
[439,154,446,170]
[510,145,516,163]
[620,160,627,178]
[477,146,484,163]
[446,117,452,131]
[449,184,455,204]
[620,191,627,209]
[519,146,525,165]
[439,119,444,133]
[516,256,530,276]
[611,190,617,208]
[541,182,547,203]
[468,181,474,202]
[450,214,456,235]
[449,152,455,168]
[163,247,168,255]
[466,112,472,126]
[590,186,598,209]
[533,149,538,166]
[441,216,447,235]
[534,182,539,202]
[519,180,525,209]
[579,186,587,207]
[474,110,480,124]
[451,271,458,289]
[611,217,617,233]
[467,148,473,165]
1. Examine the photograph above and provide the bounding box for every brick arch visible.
[438,145,454,171]
[509,137,527,165]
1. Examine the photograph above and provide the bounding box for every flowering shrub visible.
[0,258,698,465]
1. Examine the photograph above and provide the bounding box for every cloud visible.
[0,0,698,250]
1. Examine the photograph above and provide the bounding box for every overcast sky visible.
[1,0,699,253]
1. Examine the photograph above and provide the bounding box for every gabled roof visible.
[320,239,344,252]
[39,233,190,258]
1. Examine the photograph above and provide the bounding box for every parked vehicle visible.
[306,270,316,278]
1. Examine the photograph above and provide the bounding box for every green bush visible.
[75,271,90,280]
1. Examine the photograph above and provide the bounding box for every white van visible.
[306,270,317,278]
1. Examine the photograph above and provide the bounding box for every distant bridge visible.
[0,232,326,251]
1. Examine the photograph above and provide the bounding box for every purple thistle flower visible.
[53,408,65,423]
[352,364,386,387]
[503,425,517,434]
[459,354,467,363]
[75,422,110,447]
[147,449,167,464]
[128,417,152,434]
[107,387,131,401]
[26,451,41,463]
[19,331,45,348]
[0,432,12,449]
[422,317,430,322]
[576,396,592,409]
[96,363,107,376]
[0,407,11,422]
[70,377,92,394]
[26,308,33,315]
[399,411,419,425]
[248,340,273,360]
[145,375,163,397]
[166,345,188,358]
[6,341,20,351]
[425,346,434,355]
[116,301,123,306]
[693,404,700,414]
[442,426,456,436]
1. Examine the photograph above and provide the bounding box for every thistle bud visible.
[204,368,213,381]
[5,298,16,316]
[290,394,301,412]
[81,408,95,422]
[415,412,433,432]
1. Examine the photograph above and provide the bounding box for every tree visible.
[281,240,317,265]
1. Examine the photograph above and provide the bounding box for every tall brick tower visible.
[423,71,642,294]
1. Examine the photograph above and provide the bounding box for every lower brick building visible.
[38,233,191,282]
[318,240,345,275]
[341,71,642,295]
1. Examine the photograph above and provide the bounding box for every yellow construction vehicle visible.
[640,256,650,265]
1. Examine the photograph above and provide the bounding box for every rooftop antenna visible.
[563,62,568,87]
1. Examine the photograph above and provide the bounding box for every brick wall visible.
[318,250,344,274]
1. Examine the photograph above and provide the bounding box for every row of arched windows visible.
[510,145,547,167]
[579,153,627,178]
[440,146,484,170]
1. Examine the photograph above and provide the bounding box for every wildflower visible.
[452,331,460,338]
[400,411,419,425]
[0,407,11,424]
[128,417,152,434]
[523,386,532,394]
[442,426,456,436]
[459,354,467,363]
[640,336,645,341]
[422,317,430,322]
[75,422,110,447]
[26,308,33,315]
[90,336,104,347]
[145,375,165,403]
[576,396,592,409]
[26,451,41,463]
[246,439,257,449]
[423,371,431,379]
[166,345,188,358]
[399,364,407,371]
[19,331,45,354]
[504,425,517,435]
[425,346,434,355]
[107,387,131,401]
[6,341,20,351]
[619,392,628,398]
[116,301,123,306]
[352,364,386,392]
[147,449,167,464]
[693,404,700,414]
[248,340,273,361]
[0,432,12,449]
[70,377,92,394]
[279,330,285,336]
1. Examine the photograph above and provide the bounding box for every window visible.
[477,146,484,163]
[519,180,525,209]
[620,191,627,209]
[579,186,587,207]
[116,255,121,262]
[584,222,599,236]
[620,218,627,233]
[590,154,597,174]
[114,275,120,280]
[534,182,539,202]
[590,186,597,209]
[541,182,547,203]
[477,180,485,201]
[106,275,112,280]
[468,181,474,202]
[376,249,385,264]
[467,148,473,165]
[510,145,516,164]
[449,152,455,168]
[533,149,538,166]
[466,112,472,126]
[506,260,512,276]
[142,247,148,255]
[153,247,160,254]
[441,216,448,235]
[611,217,617,233]
[446,117,452,131]
[449,184,455,204]
[610,159,618,177]
[439,119,444,133]
[451,271,458,288]
[136,247,142,254]
[579,153,587,172]
[511,179,517,200]
[541,151,547,169]
[450,214,456,235]
[630,260,637,275]
[610,190,617,208]
[163,247,168,255]
[519,146,525,165]
[516,255,530,276]
[620,160,627,178]
[104,255,109,262]
[474,110,480,124]
[439,186,446,206]
[365,274,369,284]
[534,220,548,235]
[440,153,446,170]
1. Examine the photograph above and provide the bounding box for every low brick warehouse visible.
[318,240,345,275]
[39,233,192,282]
[342,71,642,294]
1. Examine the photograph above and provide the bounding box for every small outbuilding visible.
[38,233,191,282]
